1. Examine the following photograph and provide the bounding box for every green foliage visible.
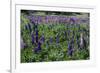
[21,13,89,63]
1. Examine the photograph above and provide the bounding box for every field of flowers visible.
[21,10,90,63]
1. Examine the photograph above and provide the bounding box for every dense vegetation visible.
[21,10,89,63]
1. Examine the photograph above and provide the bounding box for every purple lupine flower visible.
[36,30,38,43]
[67,42,73,56]
[64,17,68,24]
[61,16,66,23]
[34,42,41,53]
[45,16,49,24]
[35,16,39,25]
[31,33,34,44]
[58,16,62,24]
[37,16,42,24]
[29,15,37,25]
[36,29,38,36]
[70,17,77,24]
[28,16,36,31]
[29,16,35,24]
[38,42,41,49]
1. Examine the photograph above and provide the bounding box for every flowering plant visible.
[21,10,89,63]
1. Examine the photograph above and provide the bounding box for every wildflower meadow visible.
[21,10,90,63]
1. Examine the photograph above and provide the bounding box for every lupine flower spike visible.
[36,30,38,43]
[67,42,73,56]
